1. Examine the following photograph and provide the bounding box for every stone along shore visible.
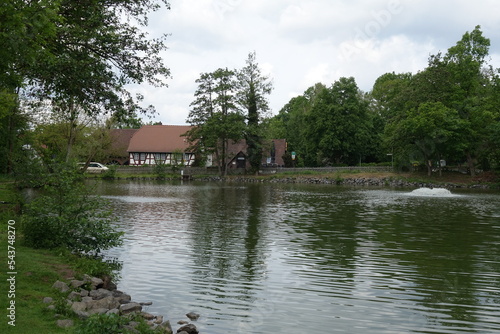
[46,275,201,334]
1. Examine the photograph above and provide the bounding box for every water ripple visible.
[99,181,500,334]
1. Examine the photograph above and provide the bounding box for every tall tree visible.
[442,26,493,175]
[0,0,59,172]
[385,102,464,176]
[236,52,273,173]
[304,77,373,166]
[186,68,245,175]
[2,0,171,166]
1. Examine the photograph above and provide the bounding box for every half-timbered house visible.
[127,125,195,166]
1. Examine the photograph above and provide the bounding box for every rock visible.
[56,319,74,328]
[87,296,120,311]
[101,275,117,290]
[71,301,87,314]
[81,296,93,304]
[117,293,131,304]
[154,315,164,324]
[119,302,142,314]
[80,289,89,297]
[90,277,104,289]
[177,320,189,325]
[67,291,81,301]
[142,312,156,320]
[177,324,199,334]
[107,308,120,315]
[70,279,85,288]
[90,288,113,300]
[158,320,173,334]
[43,297,53,304]
[111,290,131,304]
[74,310,90,319]
[88,308,109,315]
[186,312,200,321]
[140,301,153,306]
[47,305,56,311]
[52,280,70,293]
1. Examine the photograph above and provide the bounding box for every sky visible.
[129,0,500,125]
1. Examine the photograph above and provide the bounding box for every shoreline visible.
[93,171,499,190]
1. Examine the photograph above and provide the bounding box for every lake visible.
[94,180,500,334]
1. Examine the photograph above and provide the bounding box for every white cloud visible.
[131,0,500,125]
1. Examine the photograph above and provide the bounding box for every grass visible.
[0,179,120,333]
[0,214,77,333]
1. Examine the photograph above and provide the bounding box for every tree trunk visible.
[426,160,432,176]
[466,152,475,177]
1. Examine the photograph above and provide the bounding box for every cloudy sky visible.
[130,0,500,125]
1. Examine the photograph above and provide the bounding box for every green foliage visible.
[75,313,128,334]
[101,165,117,179]
[153,162,169,178]
[21,166,123,255]
[1,0,170,172]
[72,255,122,282]
[303,77,375,166]
[74,313,161,334]
[186,68,246,175]
[385,102,464,175]
[236,52,273,173]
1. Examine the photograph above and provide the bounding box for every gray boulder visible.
[52,281,70,293]
[119,302,142,314]
[56,319,74,328]
[89,288,112,300]
[177,324,199,334]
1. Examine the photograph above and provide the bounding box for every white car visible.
[80,162,109,173]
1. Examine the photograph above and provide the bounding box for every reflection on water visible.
[95,181,500,334]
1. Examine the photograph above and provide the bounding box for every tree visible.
[236,52,273,173]
[186,68,245,175]
[385,102,464,176]
[2,0,171,169]
[371,72,413,123]
[304,77,373,166]
[442,25,492,175]
[376,26,497,174]
[26,0,171,115]
[21,165,122,255]
[0,0,59,173]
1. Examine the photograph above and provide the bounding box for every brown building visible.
[122,124,286,168]
[127,125,195,166]
[226,139,287,169]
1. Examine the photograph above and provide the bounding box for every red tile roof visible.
[127,125,194,153]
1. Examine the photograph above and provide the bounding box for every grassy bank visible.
[0,181,118,333]
[0,183,70,332]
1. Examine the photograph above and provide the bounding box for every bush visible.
[21,167,123,255]
[75,313,128,334]
[101,165,117,179]
[74,313,160,334]
[153,163,169,178]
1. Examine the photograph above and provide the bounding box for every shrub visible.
[74,313,128,334]
[74,313,160,334]
[101,165,117,179]
[153,163,169,178]
[21,167,123,255]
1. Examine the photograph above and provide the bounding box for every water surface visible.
[95,181,500,334]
